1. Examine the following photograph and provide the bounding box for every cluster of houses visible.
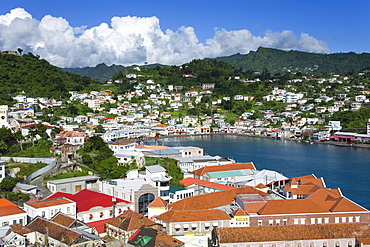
[1,148,370,246]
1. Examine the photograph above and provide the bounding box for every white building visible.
[23,197,77,220]
[0,198,27,227]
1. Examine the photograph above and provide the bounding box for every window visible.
[335,217,340,223]
[269,220,273,226]
[138,193,155,215]
[342,217,346,223]
[293,218,299,225]
[42,211,45,217]
[300,218,305,224]
[67,207,70,213]
[13,220,16,225]
[2,221,9,227]
[191,224,197,231]
[283,219,287,225]
[51,209,54,215]
[276,219,280,225]
[175,225,180,232]
[311,218,315,224]
[183,224,189,232]
[348,217,353,223]
[317,218,322,224]
[355,216,360,223]
[19,219,23,225]
[324,218,329,224]
[258,220,262,226]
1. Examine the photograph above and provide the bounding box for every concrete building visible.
[46,175,100,194]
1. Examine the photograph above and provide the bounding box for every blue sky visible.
[1,0,368,67]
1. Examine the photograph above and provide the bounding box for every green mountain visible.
[61,63,164,82]
[0,52,100,105]
[214,47,370,75]
[61,63,127,82]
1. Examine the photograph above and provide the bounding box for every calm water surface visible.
[157,135,370,209]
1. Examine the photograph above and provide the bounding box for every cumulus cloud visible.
[0,8,330,68]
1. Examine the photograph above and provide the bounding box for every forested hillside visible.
[61,48,370,81]
[62,63,164,82]
[0,53,100,104]
[215,47,370,75]
[61,63,127,82]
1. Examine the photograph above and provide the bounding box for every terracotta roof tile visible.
[168,186,269,211]
[106,209,159,231]
[156,209,230,222]
[50,212,76,227]
[0,205,26,217]
[257,199,329,215]
[25,198,74,209]
[233,208,247,216]
[27,217,82,245]
[217,223,370,243]
[148,197,168,208]
[9,224,32,235]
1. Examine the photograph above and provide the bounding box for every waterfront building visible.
[176,155,235,172]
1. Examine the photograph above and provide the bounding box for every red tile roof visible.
[87,218,113,233]
[180,177,235,191]
[47,189,131,213]
[257,199,331,215]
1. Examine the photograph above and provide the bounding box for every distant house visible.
[202,83,215,90]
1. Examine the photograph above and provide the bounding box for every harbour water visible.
[158,134,370,210]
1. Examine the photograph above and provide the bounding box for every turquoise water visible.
[158,135,370,210]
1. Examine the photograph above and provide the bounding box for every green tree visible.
[0,177,16,191]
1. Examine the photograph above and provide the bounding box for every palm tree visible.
[14,131,25,151]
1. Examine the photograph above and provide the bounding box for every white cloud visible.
[0,8,330,68]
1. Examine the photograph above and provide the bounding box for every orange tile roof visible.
[256,183,267,189]
[168,186,269,211]
[257,199,329,215]
[148,197,168,208]
[0,205,26,217]
[0,198,18,207]
[216,223,370,244]
[140,145,170,150]
[156,209,230,222]
[233,208,247,216]
[180,177,235,191]
[26,198,74,209]
[190,162,256,176]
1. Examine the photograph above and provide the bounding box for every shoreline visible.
[142,133,370,149]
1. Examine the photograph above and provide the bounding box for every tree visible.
[14,131,25,151]
[0,177,16,191]
[17,48,23,56]
[27,126,39,146]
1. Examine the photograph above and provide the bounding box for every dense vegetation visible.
[61,47,370,81]
[215,47,370,75]
[79,136,137,179]
[0,52,100,105]
[62,62,164,82]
